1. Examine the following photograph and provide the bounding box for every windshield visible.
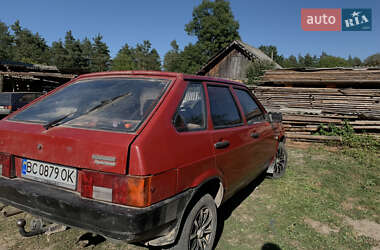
[10,77,170,132]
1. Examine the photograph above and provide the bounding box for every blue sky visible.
[1,0,379,61]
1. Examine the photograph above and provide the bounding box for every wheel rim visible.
[189,206,213,250]
[274,146,286,175]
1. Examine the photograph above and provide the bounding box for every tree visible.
[282,55,298,68]
[91,34,110,72]
[178,43,208,74]
[134,40,161,71]
[80,37,93,72]
[0,21,13,61]
[61,30,86,73]
[162,0,241,74]
[246,60,275,85]
[111,41,161,71]
[10,20,50,64]
[185,0,240,65]
[163,40,182,72]
[364,53,380,66]
[259,45,284,66]
[111,43,135,71]
[303,53,314,67]
[318,52,350,67]
[50,40,67,70]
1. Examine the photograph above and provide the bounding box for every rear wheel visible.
[267,142,287,179]
[169,194,217,250]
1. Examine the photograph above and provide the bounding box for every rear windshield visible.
[10,77,170,132]
[0,93,11,105]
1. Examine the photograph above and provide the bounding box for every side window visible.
[234,88,264,124]
[173,83,206,132]
[207,85,242,128]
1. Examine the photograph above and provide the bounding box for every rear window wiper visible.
[43,92,131,130]
[43,112,76,130]
[83,92,131,115]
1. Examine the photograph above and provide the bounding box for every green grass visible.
[0,145,379,250]
[215,146,380,250]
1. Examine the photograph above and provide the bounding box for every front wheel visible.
[169,194,217,250]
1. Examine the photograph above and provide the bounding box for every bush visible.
[315,121,380,167]
[245,60,275,85]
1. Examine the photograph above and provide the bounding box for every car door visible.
[206,84,255,197]
[232,87,277,178]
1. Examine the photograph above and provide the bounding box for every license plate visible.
[21,159,77,190]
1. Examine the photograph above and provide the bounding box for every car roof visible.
[75,71,247,88]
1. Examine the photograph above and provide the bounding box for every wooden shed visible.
[197,40,282,81]
[0,61,75,93]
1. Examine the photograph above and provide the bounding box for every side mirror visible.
[173,113,187,132]
[266,112,282,123]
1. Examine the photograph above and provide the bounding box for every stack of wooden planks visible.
[249,81,380,143]
[261,68,380,88]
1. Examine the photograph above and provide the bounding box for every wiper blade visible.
[43,112,75,130]
[82,92,132,115]
[43,92,131,130]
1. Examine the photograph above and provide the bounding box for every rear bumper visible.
[0,177,194,243]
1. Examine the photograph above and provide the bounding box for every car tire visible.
[267,142,287,179]
[168,194,218,250]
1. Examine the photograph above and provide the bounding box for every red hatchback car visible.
[0,71,286,249]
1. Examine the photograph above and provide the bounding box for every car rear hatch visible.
[0,121,134,174]
[0,75,173,207]
[1,76,171,174]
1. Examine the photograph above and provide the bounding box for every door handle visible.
[250,132,260,139]
[214,140,230,149]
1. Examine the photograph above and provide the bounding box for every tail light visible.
[7,105,12,110]
[0,152,15,178]
[80,170,152,207]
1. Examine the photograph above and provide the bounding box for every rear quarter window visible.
[234,88,264,124]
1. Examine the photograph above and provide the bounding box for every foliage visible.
[163,40,181,72]
[163,0,240,74]
[80,37,93,73]
[10,20,50,64]
[111,44,135,71]
[347,55,362,67]
[262,47,367,68]
[245,60,276,85]
[111,40,161,71]
[0,21,13,61]
[282,55,298,68]
[185,0,240,59]
[318,52,351,67]
[90,34,110,72]
[259,45,284,65]
[51,31,111,74]
[363,53,380,66]
[315,121,380,166]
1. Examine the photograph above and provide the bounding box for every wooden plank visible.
[285,133,342,141]
[0,71,76,79]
